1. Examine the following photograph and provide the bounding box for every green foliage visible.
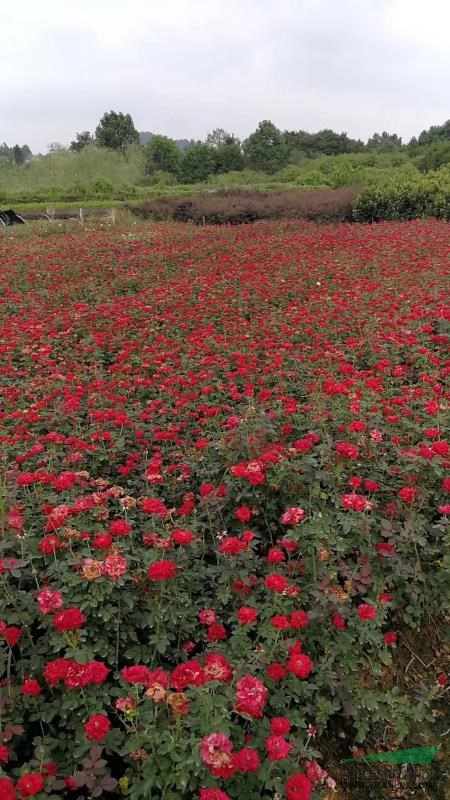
[144,135,181,175]
[95,111,139,151]
[179,142,217,183]
[243,120,289,173]
[70,131,95,152]
[352,171,450,221]
[414,141,450,173]
[367,131,403,151]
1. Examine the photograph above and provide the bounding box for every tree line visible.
[2,112,450,185]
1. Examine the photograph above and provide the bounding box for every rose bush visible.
[0,219,449,798]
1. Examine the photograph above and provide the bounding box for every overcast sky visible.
[1,0,449,152]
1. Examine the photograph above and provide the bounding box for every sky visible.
[1,0,449,153]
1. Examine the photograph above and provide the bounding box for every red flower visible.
[52,607,86,632]
[21,679,42,696]
[267,662,286,681]
[290,610,309,629]
[397,486,416,503]
[267,547,285,563]
[207,623,227,642]
[121,665,151,684]
[437,674,448,686]
[237,607,257,624]
[199,790,231,800]
[84,713,111,741]
[4,626,22,647]
[336,442,359,459]
[148,560,176,581]
[265,734,292,761]
[384,631,397,646]
[0,778,16,800]
[234,675,268,718]
[281,507,305,525]
[271,614,290,629]
[39,534,62,554]
[170,660,205,690]
[332,613,346,630]
[264,574,289,593]
[357,603,377,622]
[285,772,312,800]
[234,747,260,773]
[141,497,169,517]
[92,533,113,549]
[203,653,233,682]
[270,717,291,735]
[109,518,132,536]
[234,505,252,522]
[16,773,45,798]
[287,651,314,679]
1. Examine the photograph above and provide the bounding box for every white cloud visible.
[0,0,448,151]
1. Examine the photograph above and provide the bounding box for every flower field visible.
[0,219,449,799]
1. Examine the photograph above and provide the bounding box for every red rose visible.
[270,717,291,735]
[84,713,111,741]
[207,623,227,642]
[92,533,112,549]
[271,614,290,629]
[234,747,260,773]
[17,773,45,798]
[264,574,289,593]
[109,518,132,536]
[148,560,176,581]
[21,679,42,696]
[290,610,309,629]
[357,603,377,622]
[266,734,292,761]
[141,498,168,517]
[332,613,346,630]
[285,772,312,800]
[397,486,416,503]
[0,777,16,800]
[4,626,22,647]
[286,652,314,679]
[235,505,252,522]
[52,607,86,632]
[121,665,151,684]
[267,662,286,681]
[237,607,257,624]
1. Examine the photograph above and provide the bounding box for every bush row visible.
[352,172,450,222]
[133,187,359,224]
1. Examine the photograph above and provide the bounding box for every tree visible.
[12,145,25,165]
[205,129,243,173]
[95,111,139,151]
[70,131,95,152]
[243,120,289,173]
[206,128,234,148]
[144,135,181,175]
[414,140,450,172]
[367,132,402,151]
[416,120,450,147]
[179,143,216,183]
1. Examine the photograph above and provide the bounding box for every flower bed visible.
[0,220,449,799]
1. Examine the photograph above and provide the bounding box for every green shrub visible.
[352,173,450,221]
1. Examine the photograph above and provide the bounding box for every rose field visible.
[0,219,449,800]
